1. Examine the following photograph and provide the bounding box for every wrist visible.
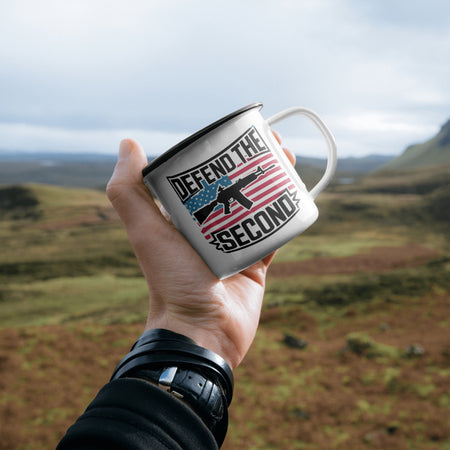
[144,318,240,369]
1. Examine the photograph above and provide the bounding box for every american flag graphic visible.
[184,152,297,241]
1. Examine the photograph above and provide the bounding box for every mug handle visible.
[267,107,337,199]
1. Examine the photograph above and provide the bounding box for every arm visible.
[57,135,295,449]
[56,378,218,450]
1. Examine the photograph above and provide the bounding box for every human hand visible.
[106,135,295,369]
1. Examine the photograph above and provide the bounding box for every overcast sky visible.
[0,0,449,158]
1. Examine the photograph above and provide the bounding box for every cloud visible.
[0,0,449,157]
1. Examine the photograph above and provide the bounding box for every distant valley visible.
[0,150,394,189]
[1,117,449,189]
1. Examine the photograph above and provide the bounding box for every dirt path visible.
[268,244,439,278]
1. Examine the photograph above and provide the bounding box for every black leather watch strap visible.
[128,366,227,433]
[111,329,234,406]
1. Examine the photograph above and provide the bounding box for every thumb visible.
[106,139,183,270]
[106,139,162,229]
[107,138,147,200]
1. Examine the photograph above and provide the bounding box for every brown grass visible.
[0,289,448,449]
[268,244,439,277]
[0,182,449,449]
[224,292,449,449]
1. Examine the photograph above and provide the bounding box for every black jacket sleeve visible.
[56,378,219,450]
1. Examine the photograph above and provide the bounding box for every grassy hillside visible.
[0,176,449,449]
[330,165,450,203]
[0,184,142,321]
[378,119,450,171]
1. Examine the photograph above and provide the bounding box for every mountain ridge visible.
[377,119,450,172]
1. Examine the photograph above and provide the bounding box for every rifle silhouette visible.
[193,165,275,225]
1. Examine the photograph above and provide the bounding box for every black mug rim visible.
[142,102,263,176]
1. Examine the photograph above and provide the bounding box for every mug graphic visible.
[167,126,299,253]
[143,103,337,279]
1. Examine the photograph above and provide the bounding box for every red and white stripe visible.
[201,154,295,240]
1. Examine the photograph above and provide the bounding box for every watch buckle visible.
[158,367,184,399]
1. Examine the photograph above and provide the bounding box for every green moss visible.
[357,399,372,412]
[439,394,450,408]
[346,332,402,360]
[413,383,436,398]
[360,370,377,386]
[383,367,402,392]
[322,425,351,447]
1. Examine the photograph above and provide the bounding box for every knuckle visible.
[106,181,123,205]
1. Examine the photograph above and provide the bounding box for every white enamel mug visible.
[142,103,337,279]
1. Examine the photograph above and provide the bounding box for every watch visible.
[110,329,234,447]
